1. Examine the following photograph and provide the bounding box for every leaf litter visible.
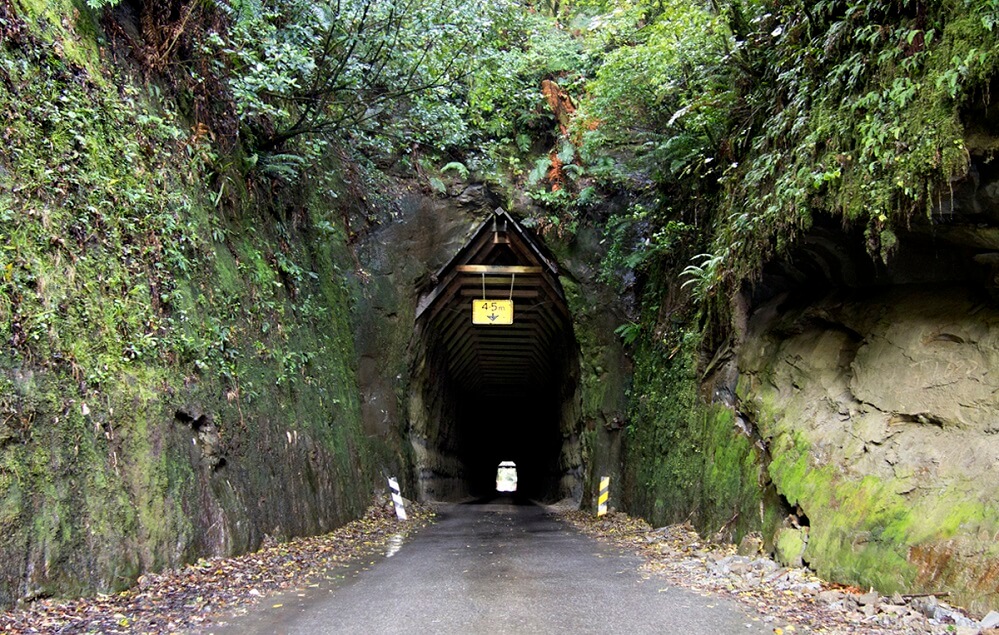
[6,501,994,634]
[0,496,433,634]
[559,510,996,635]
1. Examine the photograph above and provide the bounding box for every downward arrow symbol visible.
[488,313,498,322]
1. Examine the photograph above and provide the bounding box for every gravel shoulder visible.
[557,509,999,635]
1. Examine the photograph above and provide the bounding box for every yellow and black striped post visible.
[597,476,610,517]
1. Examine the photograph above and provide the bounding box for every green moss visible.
[764,428,999,596]
[12,0,103,73]
[699,405,766,537]
[775,527,808,567]
[622,326,769,541]
[0,5,375,606]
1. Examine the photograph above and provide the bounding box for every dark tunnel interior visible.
[409,210,582,503]
[454,375,570,500]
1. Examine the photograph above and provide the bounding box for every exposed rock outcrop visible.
[733,160,999,613]
[739,285,999,613]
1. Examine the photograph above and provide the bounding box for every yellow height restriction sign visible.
[472,299,514,325]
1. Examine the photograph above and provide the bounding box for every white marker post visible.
[388,476,408,521]
[597,476,610,517]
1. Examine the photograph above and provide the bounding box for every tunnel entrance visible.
[408,209,582,503]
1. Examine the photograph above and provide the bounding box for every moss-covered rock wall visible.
[738,282,999,614]
[620,327,777,542]
[0,1,373,607]
[619,221,999,613]
[597,0,999,614]
[549,224,632,510]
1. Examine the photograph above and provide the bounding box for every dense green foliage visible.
[577,0,999,306]
[21,0,998,306]
[214,0,497,168]
[5,0,999,606]
[0,4,361,409]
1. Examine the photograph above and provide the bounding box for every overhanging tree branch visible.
[252,0,480,152]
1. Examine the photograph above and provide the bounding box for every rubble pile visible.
[561,510,999,635]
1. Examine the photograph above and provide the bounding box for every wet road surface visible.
[212,498,768,634]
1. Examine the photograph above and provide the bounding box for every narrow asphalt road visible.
[211,498,769,634]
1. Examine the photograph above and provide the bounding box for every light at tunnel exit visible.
[496,461,517,493]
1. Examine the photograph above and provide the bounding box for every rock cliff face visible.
[352,184,496,498]
[740,286,999,613]
[0,4,373,607]
[733,161,999,613]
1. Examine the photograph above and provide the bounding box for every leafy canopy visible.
[573,0,999,308]
[203,0,502,178]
